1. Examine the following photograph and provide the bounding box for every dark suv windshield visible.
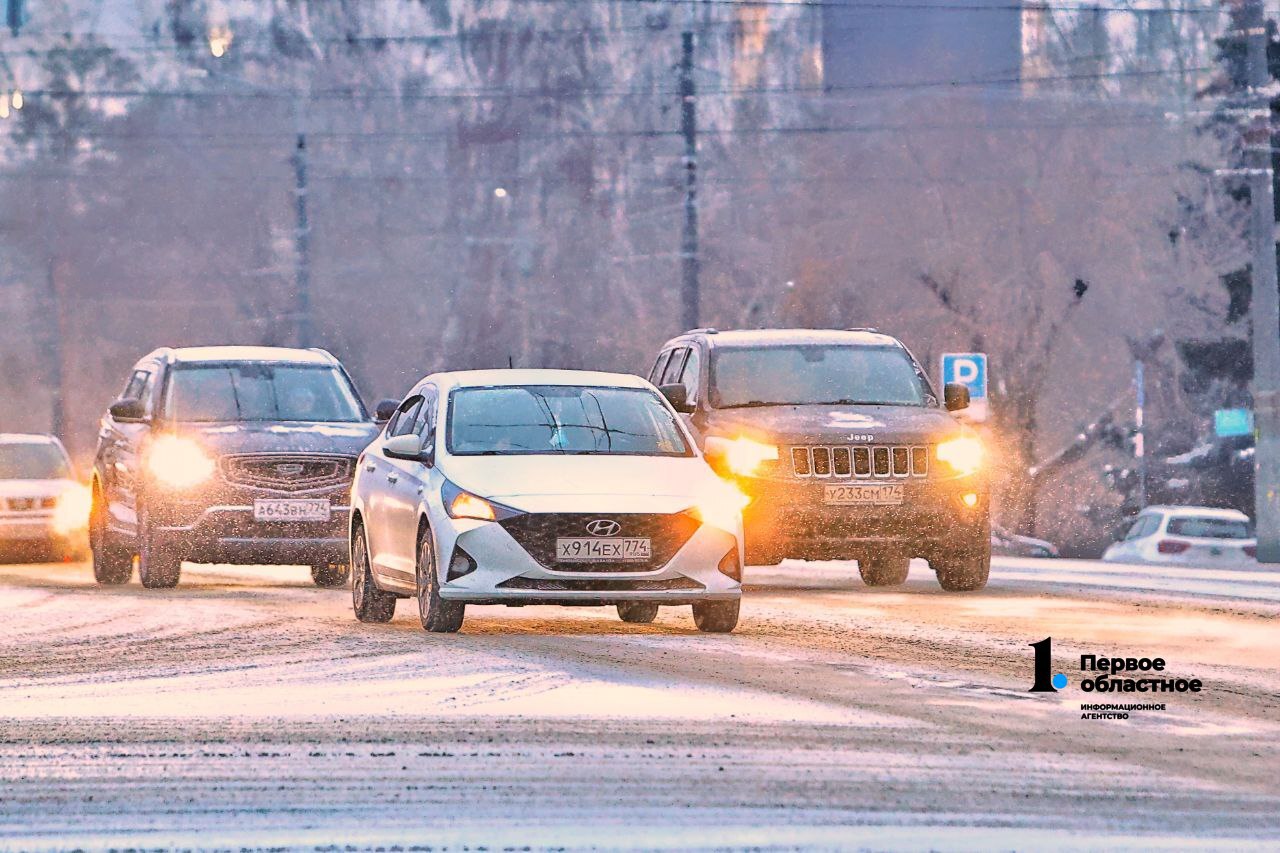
[164,364,365,423]
[710,345,933,408]
[448,385,692,456]
[0,443,72,479]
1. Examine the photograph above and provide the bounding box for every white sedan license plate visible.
[555,537,652,562]
[824,483,904,506]
[253,499,331,522]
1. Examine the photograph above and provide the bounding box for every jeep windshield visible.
[163,363,365,423]
[0,443,72,480]
[448,385,692,456]
[710,345,934,409]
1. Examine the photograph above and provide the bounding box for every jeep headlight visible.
[936,436,983,476]
[693,482,751,534]
[705,435,778,477]
[148,436,215,489]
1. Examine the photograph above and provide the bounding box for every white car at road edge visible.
[1102,505,1256,568]
[349,369,746,633]
[0,433,91,560]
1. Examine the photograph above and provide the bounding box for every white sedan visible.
[349,370,746,633]
[1102,505,1256,567]
[0,434,91,560]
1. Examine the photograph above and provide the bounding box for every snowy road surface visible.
[1,556,1277,850]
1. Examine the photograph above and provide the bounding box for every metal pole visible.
[1245,0,1280,561]
[292,131,312,348]
[1134,359,1146,510]
[679,29,699,331]
[46,259,65,440]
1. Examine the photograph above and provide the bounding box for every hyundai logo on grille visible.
[275,463,305,476]
[585,519,621,537]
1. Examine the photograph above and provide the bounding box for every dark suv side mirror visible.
[944,383,970,412]
[659,384,693,414]
[109,398,146,422]
[374,398,399,423]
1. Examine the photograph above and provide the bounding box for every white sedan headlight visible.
[147,436,215,489]
[936,436,984,476]
[51,484,92,533]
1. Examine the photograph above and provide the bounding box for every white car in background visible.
[1102,505,1256,567]
[0,434,91,561]
[349,370,746,634]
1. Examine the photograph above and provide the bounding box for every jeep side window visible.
[649,351,673,384]
[679,346,702,404]
[122,370,148,400]
[660,348,688,386]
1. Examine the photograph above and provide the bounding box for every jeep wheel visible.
[89,487,132,586]
[858,553,910,587]
[351,525,396,623]
[137,520,181,589]
[933,544,991,592]
[416,527,464,633]
[617,602,659,624]
[311,562,350,588]
[692,600,739,633]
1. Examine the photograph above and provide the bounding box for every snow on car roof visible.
[693,328,901,348]
[0,433,61,445]
[430,369,651,390]
[1148,505,1250,521]
[168,346,335,365]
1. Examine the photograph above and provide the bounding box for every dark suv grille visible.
[220,454,354,492]
[790,445,928,478]
[499,512,700,573]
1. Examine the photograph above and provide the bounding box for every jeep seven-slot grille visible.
[498,512,700,573]
[220,454,354,492]
[790,445,928,478]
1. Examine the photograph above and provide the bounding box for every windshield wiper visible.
[717,400,791,409]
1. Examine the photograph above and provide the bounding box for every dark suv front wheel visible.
[137,514,182,589]
[932,526,991,592]
[90,485,132,586]
[311,563,350,588]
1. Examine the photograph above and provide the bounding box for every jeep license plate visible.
[823,483,903,506]
[555,537,651,562]
[253,499,331,522]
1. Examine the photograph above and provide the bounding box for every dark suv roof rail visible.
[845,327,879,333]
[684,327,718,335]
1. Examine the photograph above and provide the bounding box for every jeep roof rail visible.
[845,327,879,333]
[683,327,718,335]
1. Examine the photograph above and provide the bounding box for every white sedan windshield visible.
[448,385,691,457]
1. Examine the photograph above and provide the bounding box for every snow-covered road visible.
[0,556,1276,850]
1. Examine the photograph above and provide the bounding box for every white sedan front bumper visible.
[436,515,741,605]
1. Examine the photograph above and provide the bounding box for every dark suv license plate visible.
[823,483,904,506]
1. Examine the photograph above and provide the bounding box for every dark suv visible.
[90,346,385,589]
[647,329,990,591]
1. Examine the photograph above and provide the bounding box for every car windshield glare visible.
[1167,516,1252,539]
[0,443,71,479]
[164,364,364,423]
[448,385,692,456]
[711,345,932,408]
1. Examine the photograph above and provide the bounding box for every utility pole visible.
[292,131,312,348]
[45,259,65,440]
[1134,360,1146,510]
[679,28,699,331]
[1245,0,1280,562]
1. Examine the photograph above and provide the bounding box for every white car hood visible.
[0,478,77,500]
[443,455,726,514]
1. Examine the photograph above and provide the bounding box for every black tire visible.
[617,602,659,624]
[858,553,911,587]
[692,599,740,633]
[137,519,182,589]
[351,525,396,623]
[311,562,351,588]
[416,527,464,633]
[90,486,133,585]
[933,538,991,592]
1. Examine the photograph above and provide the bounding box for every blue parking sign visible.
[941,353,988,421]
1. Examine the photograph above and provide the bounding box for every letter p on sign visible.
[941,353,988,422]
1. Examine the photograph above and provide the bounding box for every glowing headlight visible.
[147,436,215,489]
[694,482,751,533]
[705,435,779,477]
[936,436,984,476]
[449,491,497,521]
[51,484,92,533]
